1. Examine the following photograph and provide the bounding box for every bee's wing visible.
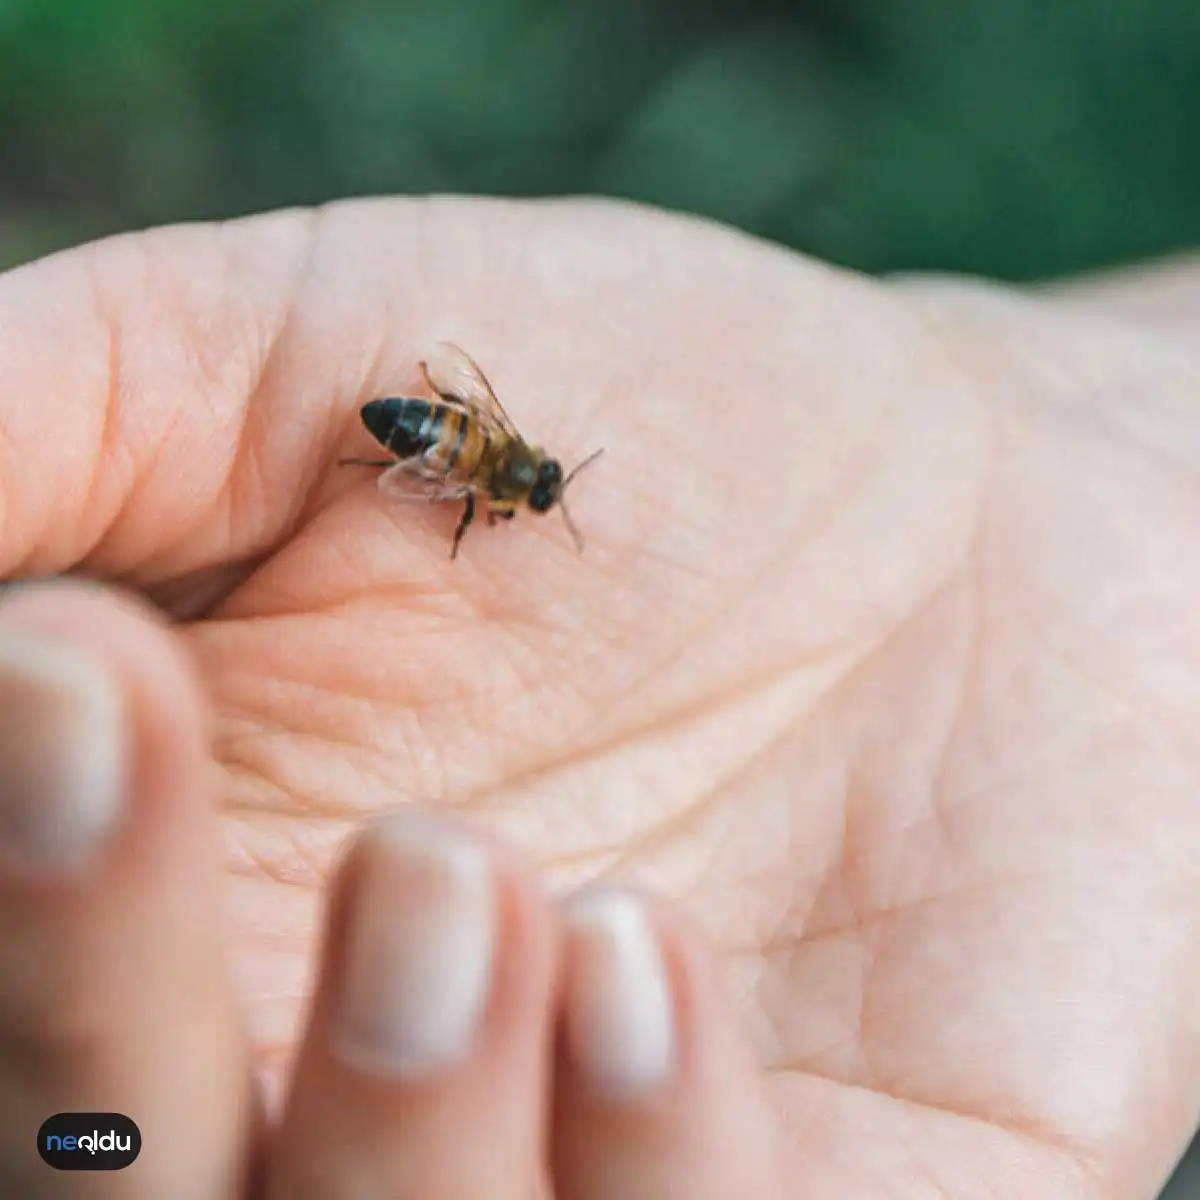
[424,342,522,441]
[377,458,473,505]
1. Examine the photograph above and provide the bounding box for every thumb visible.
[0,579,258,1197]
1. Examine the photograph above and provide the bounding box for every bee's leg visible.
[450,493,476,559]
[487,504,515,526]
[338,458,394,468]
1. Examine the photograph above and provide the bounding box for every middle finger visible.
[265,810,557,1199]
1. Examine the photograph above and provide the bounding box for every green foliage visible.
[0,0,1198,278]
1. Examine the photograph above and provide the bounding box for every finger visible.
[0,195,912,592]
[551,889,787,1200]
[266,810,556,1199]
[0,580,258,1197]
[0,212,322,584]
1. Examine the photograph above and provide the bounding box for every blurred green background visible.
[1,0,1199,279]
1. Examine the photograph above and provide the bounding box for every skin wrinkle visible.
[220,758,359,829]
[1023,624,1198,780]
[222,808,344,891]
[452,448,941,816]
[205,508,476,617]
[849,787,881,1105]
[762,870,1047,1001]
[786,1067,1102,1194]
[770,571,961,778]
[212,696,427,796]
[216,709,388,804]
[715,600,1142,1118]
[466,589,606,662]
[306,615,548,727]
[141,557,272,621]
[219,579,473,625]
[218,210,324,561]
[835,759,882,1028]
[787,1073,1099,1196]
[469,575,979,909]
[726,884,900,967]
[221,774,359,829]
[442,566,972,894]
[507,566,968,947]
[249,707,445,804]
[806,638,1161,873]
[836,709,1159,1133]
[888,406,993,930]
[766,863,1159,1184]
[908,545,984,924]
[230,499,589,626]
[202,615,487,716]
[210,645,494,812]
[216,679,526,827]
[172,228,243,414]
[286,307,409,538]
[80,235,227,575]
[765,705,1129,925]
[858,738,1169,937]
[210,607,838,888]
[221,416,269,574]
[79,244,123,557]
[587,694,813,886]
[35,246,135,580]
[454,641,835,814]
[203,548,779,830]
[159,239,304,585]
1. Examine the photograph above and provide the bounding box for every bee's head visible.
[528,459,563,513]
[524,446,603,553]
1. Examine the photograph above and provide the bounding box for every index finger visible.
[0,204,376,588]
[0,194,961,605]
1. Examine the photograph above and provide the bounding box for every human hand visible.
[0,199,1196,1197]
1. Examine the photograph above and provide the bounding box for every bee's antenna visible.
[564,447,604,488]
[559,447,603,553]
[560,500,585,553]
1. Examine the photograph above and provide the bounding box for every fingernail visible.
[562,890,675,1099]
[332,813,497,1079]
[0,635,125,874]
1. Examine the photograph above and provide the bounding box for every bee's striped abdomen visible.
[444,409,491,479]
[361,397,436,459]
[360,397,491,481]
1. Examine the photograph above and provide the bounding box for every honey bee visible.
[340,343,603,559]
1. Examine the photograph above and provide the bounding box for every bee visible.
[340,343,603,559]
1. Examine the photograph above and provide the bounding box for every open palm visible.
[3,198,1198,1197]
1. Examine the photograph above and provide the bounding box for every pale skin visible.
[0,197,1196,1197]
